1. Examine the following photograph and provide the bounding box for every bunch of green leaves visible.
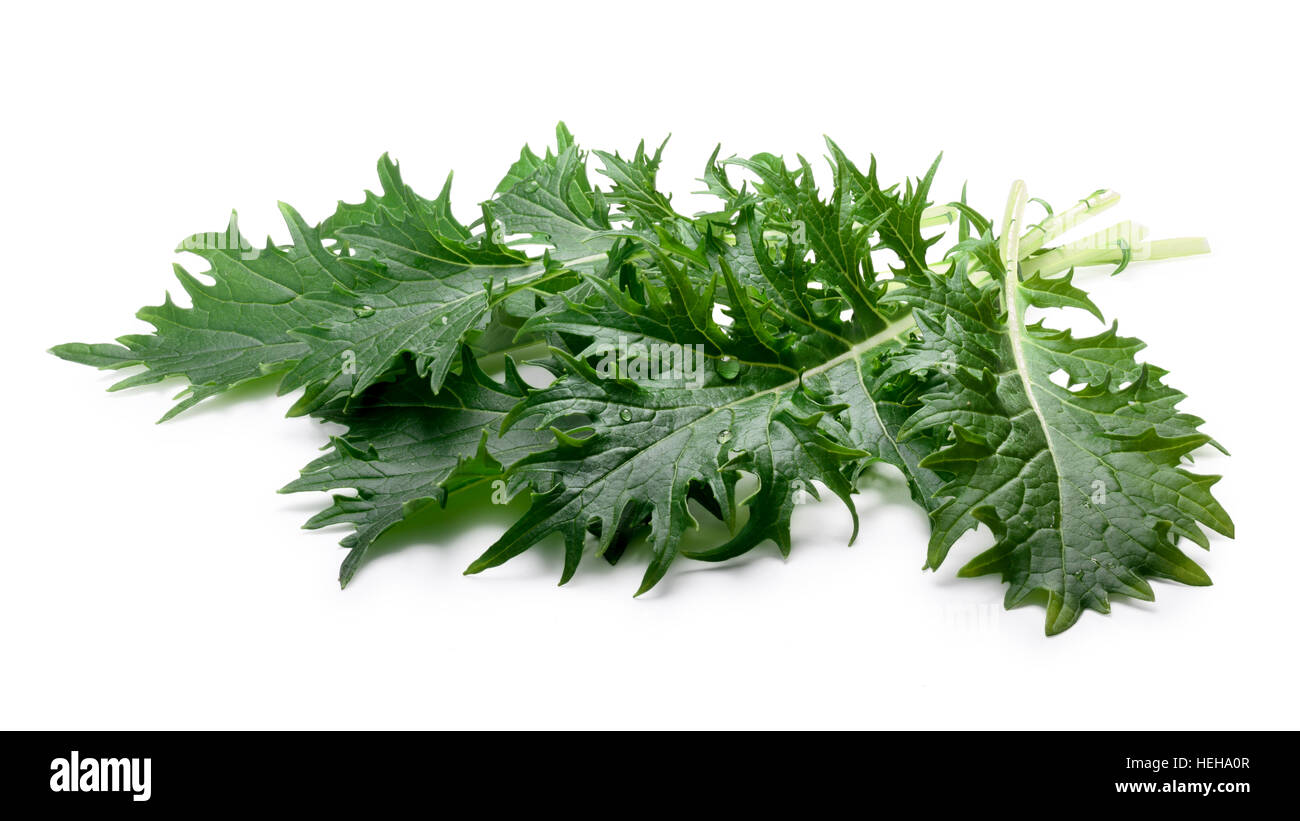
[52,125,1232,633]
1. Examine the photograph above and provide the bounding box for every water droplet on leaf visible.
[440,316,449,325]
[353,305,375,318]
[716,429,732,444]
[619,409,632,422]
[717,356,740,379]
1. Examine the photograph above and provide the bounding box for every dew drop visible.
[619,409,632,422]
[353,305,375,318]
[717,356,740,380]
[522,180,539,192]
[440,316,450,325]
[716,429,732,444]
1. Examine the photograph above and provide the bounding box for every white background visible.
[3,1,1296,729]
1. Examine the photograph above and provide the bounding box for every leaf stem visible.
[1018,189,1120,256]
[1022,237,1210,278]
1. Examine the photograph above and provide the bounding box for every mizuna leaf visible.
[895,182,1233,634]
[51,155,515,419]
[592,136,677,225]
[465,335,875,595]
[54,129,1232,634]
[463,144,952,593]
[322,153,471,244]
[281,351,552,586]
[490,123,616,263]
[51,208,365,421]
[275,202,543,413]
[284,127,684,412]
[53,131,614,419]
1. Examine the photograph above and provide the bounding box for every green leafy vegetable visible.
[51,208,363,421]
[891,182,1233,633]
[281,350,552,586]
[52,125,1232,634]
